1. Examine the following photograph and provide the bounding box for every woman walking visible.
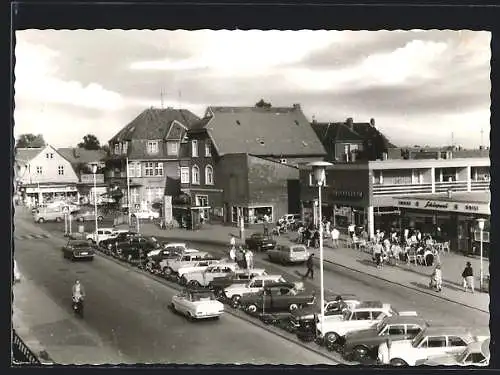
[462,261,474,293]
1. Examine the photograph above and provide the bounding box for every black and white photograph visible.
[12,29,490,366]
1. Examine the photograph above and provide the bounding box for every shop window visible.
[192,165,200,184]
[249,207,273,224]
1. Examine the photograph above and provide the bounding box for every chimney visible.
[346,117,354,130]
[370,118,375,127]
[292,103,301,110]
[73,148,80,158]
[312,115,317,124]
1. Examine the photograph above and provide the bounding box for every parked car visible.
[33,208,65,223]
[181,263,240,288]
[62,237,95,261]
[378,326,490,366]
[240,282,314,314]
[13,260,21,283]
[86,227,116,244]
[72,209,104,222]
[147,243,188,260]
[316,301,418,350]
[210,269,268,296]
[245,233,276,252]
[116,236,161,261]
[171,288,225,321]
[418,338,490,366]
[131,208,160,221]
[177,259,223,280]
[288,294,361,332]
[279,214,301,225]
[223,275,287,307]
[100,231,139,251]
[160,251,213,277]
[267,244,310,265]
[343,316,429,362]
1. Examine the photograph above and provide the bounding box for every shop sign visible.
[424,201,449,209]
[397,200,412,206]
[465,204,479,211]
[330,191,364,201]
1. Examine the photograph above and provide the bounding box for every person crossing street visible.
[303,253,315,279]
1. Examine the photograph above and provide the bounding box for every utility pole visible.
[178,90,182,109]
[451,132,454,148]
[160,89,164,109]
[480,128,484,148]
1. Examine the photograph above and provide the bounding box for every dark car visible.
[116,236,160,261]
[100,231,138,251]
[288,293,360,332]
[245,233,276,252]
[62,238,95,261]
[209,269,267,296]
[240,282,315,314]
[343,315,429,362]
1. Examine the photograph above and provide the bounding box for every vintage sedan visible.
[181,263,240,288]
[171,288,224,321]
[146,243,188,260]
[223,275,287,307]
[288,294,360,332]
[62,238,95,261]
[99,231,138,251]
[378,326,490,366]
[72,209,105,222]
[240,282,314,314]
[245,233,276,252]
[418,338,490,366]
[209,269,267,295]
[267,244,309,265]
[176,258,222,279]
[131,208,160,221]
[343,316,429,362]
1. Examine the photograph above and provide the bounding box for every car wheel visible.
[55,217,62,223]
[170,303,177,313]
[187,312,196,322]
[107,244,113,250]
[188,280,200,287]
[231,295,241,308]
[164,267,173,277]
[289,303,299,311]
[390,358,408,367]
[353,345,370,361]
[324,332,340,351]
[38,218,45,223]
[247,304,258,314]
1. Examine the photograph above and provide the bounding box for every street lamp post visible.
[307,161,333,335]
[477,218,486,292]
[92,164,98,243]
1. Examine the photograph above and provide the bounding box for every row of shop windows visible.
[231,206,273,224]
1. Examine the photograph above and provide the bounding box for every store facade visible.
[394,192,490,255]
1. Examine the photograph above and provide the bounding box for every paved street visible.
[13,212,337,365]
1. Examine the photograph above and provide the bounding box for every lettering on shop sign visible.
[330,191,363,201]
[398,200,412,206]
[424,201,448,209]
[465,204,479,211]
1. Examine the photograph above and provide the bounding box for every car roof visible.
[381,315,428,325]
[235,268,266,274]
[355,301,384,309]
[165,243,188,247]
[185,287,215,294]
[419,326,490,337]
[325,293,359,301]
[256,275,284,280]
[264,282,296,289]
[99,227,115,231]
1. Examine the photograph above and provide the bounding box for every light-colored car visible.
[418,338,490,366]
[378,326,490,366]
[177,259,222,279]
[267,244,310,265]
[33,208,65,223]
[147,243,189,258]
[160,251,211,276]
[86,227,115,244]
[13,260,21,283]
[171,288,224,320]
[72,209,104,222]
[132,209,160,221]
[223,275,287,306]
[316,301,418,348]
[181,263,240,287]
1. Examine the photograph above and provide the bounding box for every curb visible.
[153,235,489,315]
[93,249,349,365]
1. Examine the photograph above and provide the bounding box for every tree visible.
[16,134,45,149]
[78,134,101,150]
[255,99,272,109]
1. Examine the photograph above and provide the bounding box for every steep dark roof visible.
[15,148,43,162]
[204,106,326,157]
[351,122,397,148]
[311,122,364,143]
[57,148,107,164]
[109,108,200,142]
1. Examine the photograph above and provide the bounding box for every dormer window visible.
[114,143,121,155]
[147,141,159,154]
[192,140,198,157]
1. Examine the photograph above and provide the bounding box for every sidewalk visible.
[139,223,489,313]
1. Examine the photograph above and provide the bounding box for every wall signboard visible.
[394,197,489,215]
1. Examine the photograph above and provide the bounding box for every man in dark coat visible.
[303,253,315,279]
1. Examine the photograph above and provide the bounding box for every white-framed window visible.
[167,141,179,156]
[122,142,128,154]
[192,140,198,157]
[205,141,211,157]
[205,165,214,185]
[180,167,190,183]
[58,165,64,175]
[154,162,163,176]
[147,141,159,154]
[130,188,139,204]
[192,165,200,184]
[155,187,163,199]
[114,143,120,155]
[196,195,209,207]
[36,166,43,175]
[128,162,136,177]
[145,162,154,176]
[308,172,314,186]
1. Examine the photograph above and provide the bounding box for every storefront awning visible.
[393,195,490,216]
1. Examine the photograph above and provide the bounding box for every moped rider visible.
[72,279,86,302]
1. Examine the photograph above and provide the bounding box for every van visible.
[34,208,65,223]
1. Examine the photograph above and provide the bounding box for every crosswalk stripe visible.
[14,233,51,241]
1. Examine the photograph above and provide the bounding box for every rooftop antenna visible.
[480,128,484,149]
[178,90,182,109]
[451,132,454,148]
[160,88,165,109]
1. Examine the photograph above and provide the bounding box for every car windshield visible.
[377,321,387,334]
[71,241,89,247]
[457,348,470,363]
[191,292,215,302]
[292,247,306,253]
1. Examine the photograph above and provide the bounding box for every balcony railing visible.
[373,183,433,196]
[12,329,42,365]
[471,180,490,191]
[435,180,468,193]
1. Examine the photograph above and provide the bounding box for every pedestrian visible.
[303,253,314,279]
[432,264,443,292]
[229,234,236,250]
[313,230,320,248]
[306,228,312,248]
[229,246,236,262]
[462,261,474,293]
[245,249,254,270]
[325,220,331,236]
[348,223,355,239]
[373,242,383,269]
[331,227,340,248]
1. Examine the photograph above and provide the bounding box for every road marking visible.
[14,234,51,241]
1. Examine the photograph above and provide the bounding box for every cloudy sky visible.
[14,30,490,149]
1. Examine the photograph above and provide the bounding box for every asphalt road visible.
[13,214,336,365]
